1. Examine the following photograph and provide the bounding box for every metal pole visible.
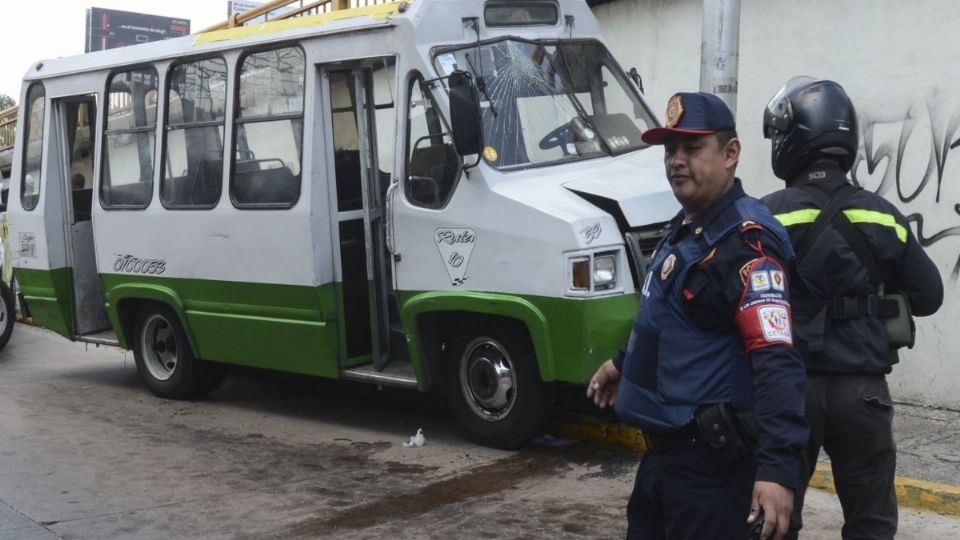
[700,0,741,115]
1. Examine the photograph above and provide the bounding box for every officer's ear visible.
[720,135,741,170]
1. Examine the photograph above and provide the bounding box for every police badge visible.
[661,253,677,280]
[665,94,685,128]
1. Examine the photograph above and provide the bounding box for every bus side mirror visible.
[448,70,483,157]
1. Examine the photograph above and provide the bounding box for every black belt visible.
[642,422,704,452]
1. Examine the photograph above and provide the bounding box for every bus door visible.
[324,63,394,371]
[53,95,111,337]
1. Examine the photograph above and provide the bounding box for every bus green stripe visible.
[18,268,638,387]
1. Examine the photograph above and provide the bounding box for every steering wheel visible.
[538,122,574,153]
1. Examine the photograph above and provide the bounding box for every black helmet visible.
[763,77,858,181]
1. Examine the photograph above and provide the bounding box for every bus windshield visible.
[434,38,656,169]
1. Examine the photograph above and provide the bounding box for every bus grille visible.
[624,225,668,290]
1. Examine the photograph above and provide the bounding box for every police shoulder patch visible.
[734,256,793,351]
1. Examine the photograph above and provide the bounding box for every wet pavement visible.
[1,324,959,539]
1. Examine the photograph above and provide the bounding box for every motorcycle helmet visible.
[763,77,858,181]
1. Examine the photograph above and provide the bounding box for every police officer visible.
[761,78,944,539]
[588,92,808,540]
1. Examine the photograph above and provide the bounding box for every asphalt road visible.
[1,324,958,539]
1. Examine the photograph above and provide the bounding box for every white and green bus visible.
[6,0,677,448]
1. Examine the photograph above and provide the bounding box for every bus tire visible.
[443,325,554,450]
[133,305,207,399]
[0,279,15,351]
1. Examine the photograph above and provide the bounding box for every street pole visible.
[700,0,741,115]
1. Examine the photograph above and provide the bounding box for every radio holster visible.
[695,404,756,469]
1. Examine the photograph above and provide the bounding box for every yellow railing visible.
[200,0,399,32]
[0,106,17,152]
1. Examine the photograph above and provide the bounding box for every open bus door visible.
[322,60,406,384]
[23,94,111,340]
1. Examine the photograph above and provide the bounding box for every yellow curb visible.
[811,462,960,518]
[549,417,960,518]
[549,416,648,453]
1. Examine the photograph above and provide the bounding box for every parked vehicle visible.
[0,174,14,350]
[6,0,676,448]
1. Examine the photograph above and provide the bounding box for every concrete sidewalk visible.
[0,503,58,540]
[550,401,960,517]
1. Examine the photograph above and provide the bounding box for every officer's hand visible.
[586,359,620,409]
[748,480,793,540]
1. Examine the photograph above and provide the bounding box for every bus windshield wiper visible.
[464,52,497,117]
[552,41,612,155]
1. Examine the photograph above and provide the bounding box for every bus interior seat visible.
[105,181,153,207]
[192,156,223,205]
[233,159,299,204]
[408,142,459,205]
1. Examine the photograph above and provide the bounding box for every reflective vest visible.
[614,196,794,432]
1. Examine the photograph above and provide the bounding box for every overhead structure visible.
[200,0,397,33]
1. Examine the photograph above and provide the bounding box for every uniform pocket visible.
[861,377,893,410]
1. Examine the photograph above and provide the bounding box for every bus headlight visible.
[567,249,621,295]
[593,252,617,290]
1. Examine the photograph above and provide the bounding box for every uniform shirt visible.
[615,179,807,490]
[763,162,944,374]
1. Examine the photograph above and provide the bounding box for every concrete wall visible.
[593,0,960,409]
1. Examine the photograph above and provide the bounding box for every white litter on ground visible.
[403,428,426,447]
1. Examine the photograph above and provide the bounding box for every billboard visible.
[85,8,191,53]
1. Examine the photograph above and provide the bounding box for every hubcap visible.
[140,314,178,382]
[459,338,517,422]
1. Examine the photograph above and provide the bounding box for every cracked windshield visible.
[435,39,655,169]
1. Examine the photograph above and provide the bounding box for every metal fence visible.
[0,107,17,152]
[201,0,401,32]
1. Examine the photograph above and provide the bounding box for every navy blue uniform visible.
[764,162,944,540]
[614,180,808,540]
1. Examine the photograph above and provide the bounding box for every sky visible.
[0,1,235,101]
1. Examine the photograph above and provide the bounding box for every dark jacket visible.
[762,162,944,374]
[615,179,808,490]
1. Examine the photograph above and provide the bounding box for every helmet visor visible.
[763,75,817,139]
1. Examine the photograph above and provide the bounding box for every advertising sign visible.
[85,8,190,53]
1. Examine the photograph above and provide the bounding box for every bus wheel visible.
[133,305,208,399]
[444,326,553,450]
[0,280,15,351]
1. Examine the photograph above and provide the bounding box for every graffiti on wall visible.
[851,95,960,280]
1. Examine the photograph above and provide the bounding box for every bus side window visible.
[101,68,159,209]
[404,76,460,209]
[162,57,228,209]
[20,84,45,211]
[231,46,305,209]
